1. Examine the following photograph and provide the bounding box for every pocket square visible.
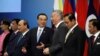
[96,42,100,45]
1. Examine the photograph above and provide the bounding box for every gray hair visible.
[52,10,63,20]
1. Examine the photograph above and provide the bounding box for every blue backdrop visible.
[0,0,54,28]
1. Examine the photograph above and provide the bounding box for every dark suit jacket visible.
[27,27,53,56]
[49,22,68,56]
[12,31,30,56]
[63,26,85,56]
[6,31,21,56]
[89,33,100,56]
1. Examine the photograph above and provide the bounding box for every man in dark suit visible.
[88,19,100,56]
[11,20,30,56]
[43,10,68,56]
[27,13,53,56]
[3,19,20,56]
[63,13,85,56]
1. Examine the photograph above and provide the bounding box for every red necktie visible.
[91,35,95,45]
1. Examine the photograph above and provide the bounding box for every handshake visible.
[3,42,50,56]
[21,42,50,55]
[36,42,50,55]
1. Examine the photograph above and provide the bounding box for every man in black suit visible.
[27,13,53,56]
[3,19,20,56]
[88,19,100,56]
[11,20,30,56]
[63,13,85,56]
[43,10,68,56]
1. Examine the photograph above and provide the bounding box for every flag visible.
[76,0,88,30]
[63,0,75,15]
[93,0,99,17]
[99,0,100,19]
[85,0,99,37]
[84,0,99,56]
[76,0,88,56]
[54,0,63,11]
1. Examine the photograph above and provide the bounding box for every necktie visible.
[17,34,23,44]
[37,29,42,42]
[91,35,95,45]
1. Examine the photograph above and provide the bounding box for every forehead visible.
[89,21,93,24]
[19,20,24,25]
[64,16,70,21]
[12,21,17,23]
[52,12,58,15]
[39,15,47,19]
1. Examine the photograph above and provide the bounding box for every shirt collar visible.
[14,30,19,34]
[69,23,78,31]
[55,21,63,28]
[22,29,29,36]
[94,31,100,38]
[38,27,44,30]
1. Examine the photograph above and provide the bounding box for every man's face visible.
[88,22,96,34]
[51,12,60,25]
[38,15,47,27]
[11,21,18,31]
[64,16,75,29]
[18,20,26,32]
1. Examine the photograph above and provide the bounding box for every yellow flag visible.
[54,0,63,11]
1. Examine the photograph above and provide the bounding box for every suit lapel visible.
[93,34,100,47]
[65,30,74,44]
[9,32,16,41]
[16,31,29,46]
[35,28,38,43]
[15,33,22,47]
[57,22,64,29]
[65,26,78,44]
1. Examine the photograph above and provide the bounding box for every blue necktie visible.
[37,29,42,42]
[17,34,23,44]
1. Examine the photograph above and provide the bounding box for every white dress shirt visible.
[55,21,63,29]
[37,27,44,42]
[22,29,29,37]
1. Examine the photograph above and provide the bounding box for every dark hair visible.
[37,13,48,20]
[12,18,20,24]
[1,19,10,26]
[64,13,75,21]
[89,19,100,30]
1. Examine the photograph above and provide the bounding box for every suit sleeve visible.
[49,27,66,54]
[77,31,86,56]
[45,29,54,47]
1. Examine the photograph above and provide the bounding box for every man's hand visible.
[3,52,8,56]
[43,48,50,55]
[22,47,27,54]
[36,42,45,49]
